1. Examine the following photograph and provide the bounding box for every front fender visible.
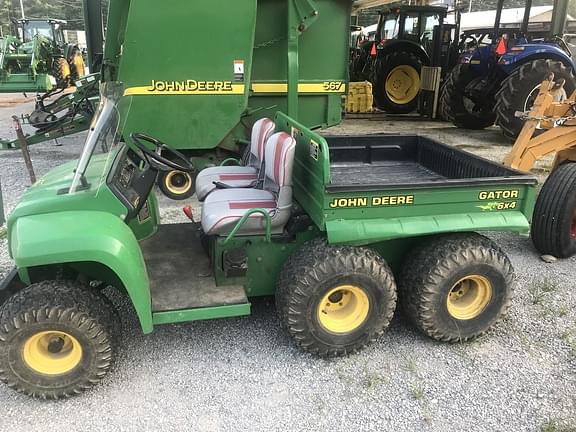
[10,211,153,333]
[499,45,576,72]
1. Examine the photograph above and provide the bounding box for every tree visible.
[0,0,107,34]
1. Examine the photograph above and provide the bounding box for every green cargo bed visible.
[285,124,538,245]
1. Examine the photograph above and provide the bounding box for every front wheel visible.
[531,163,576,258]
[400,233,514,342]
[0,281,118,399]
[157,170,195,200]
[439,64,496,129]
[276,240,397,357]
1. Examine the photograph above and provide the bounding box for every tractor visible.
[0,18,85,93]
[440,0,576,140]
[350,5,458,114]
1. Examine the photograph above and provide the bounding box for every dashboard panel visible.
[107,147,154,221]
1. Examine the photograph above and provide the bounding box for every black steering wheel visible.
[130,132,194,172]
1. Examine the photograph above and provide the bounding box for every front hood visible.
[8,153,125,225]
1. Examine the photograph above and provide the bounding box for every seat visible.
[201,131,296,236]
[195,117,276,201]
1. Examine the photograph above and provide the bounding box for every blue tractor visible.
[440,0,576,140]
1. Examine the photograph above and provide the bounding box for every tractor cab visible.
[18,19,66,47]
[375,5,449,48]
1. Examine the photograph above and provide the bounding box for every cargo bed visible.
[325,135,536,191]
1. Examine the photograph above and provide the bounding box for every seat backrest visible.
[247,117,276,167]
[263,132,296,209]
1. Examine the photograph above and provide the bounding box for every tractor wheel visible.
[157,170,195,200]
[276,239,397,357]
[53,57,71,89]
[495,59,576,140]
[439,64,496,129]
[531,163,576,258]
[373,51,422,114]
[0,281,118,399]
[399,233,514,342]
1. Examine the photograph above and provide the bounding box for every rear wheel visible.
[495,59,576,140]
[373,51,422,114]
[0,281,118,399]
[400,233,514,342]
[440,64,496,129]
[157,170,195,200]
[531,163,576,258]
[276,240,397,357]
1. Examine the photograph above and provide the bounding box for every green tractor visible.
[0,18,85,93]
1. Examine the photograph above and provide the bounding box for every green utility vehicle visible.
[0,83,537,398]
[0,18,84,93]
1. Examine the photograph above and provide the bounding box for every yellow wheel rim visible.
[385,65,420,105]
[22,331,83,375]
[446,275,493,320]
[165,170,192,195]
[317,285,370,333]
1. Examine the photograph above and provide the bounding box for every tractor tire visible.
[157,170,195,200]
[53,57,71,89]
[495,59,576,140]
[276,239,397,357]
[0,281,118,399]
[439,64,496,129]
[531,163,576,258]
[373,51,422,114]
[399,233,514,342]
[69,48,86,83]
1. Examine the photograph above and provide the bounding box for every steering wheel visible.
[130,132,194,172]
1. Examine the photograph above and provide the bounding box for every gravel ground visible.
[0,100,574,432]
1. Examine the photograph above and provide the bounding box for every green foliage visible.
[0,0,108,34]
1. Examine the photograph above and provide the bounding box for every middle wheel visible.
[157,169,195,200]
[276,240,397,357]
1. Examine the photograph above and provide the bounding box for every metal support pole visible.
[520,0,533,35]
[12,116,36,184]
[287,3,300,120]
[19,0,24,19]
[82,0,105,73]
[493,0,505,38]
[550,0,569,36]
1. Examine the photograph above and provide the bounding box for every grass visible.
[0,226,6,240]
[540,418,576,432]
[560,328,576,355]
[410,382,424,401]
[528,278,558,305]
[362,369,386,391]
[402,355,418,374]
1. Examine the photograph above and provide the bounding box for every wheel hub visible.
[318,285,370,333]
[22,331,83,375]
[385,65,420,105]
[446,275,493,320]
[165,170,192,194]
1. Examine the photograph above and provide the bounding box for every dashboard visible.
[107,147,154,223]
